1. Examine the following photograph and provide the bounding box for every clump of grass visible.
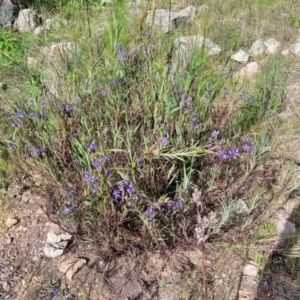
[0,0,288,256]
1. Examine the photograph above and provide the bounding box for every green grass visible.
[1,0,300,298]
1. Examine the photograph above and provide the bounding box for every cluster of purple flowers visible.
[117,43,126,61]
[179,95,200,132]
[12,106,46,127]
[83,171,98,194]
[145,199,183,219]
[112,180,134,200]
[87,143,97,151]
[207,131,253,161]
[161,137,169,147]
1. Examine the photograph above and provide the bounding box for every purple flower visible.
[104,169,111,176]
[167,200,183,210]
[50,196,56,201]
[155,203,162,209]
[7,137,14,148]
[91,159,101,169]
[34,147,42,154]
[117,43,126,61]
[51,287,58,294]
[87,143,97,151]
[29,112,38,122]
[91,187,98,194]
[145,206,153,216]
[101,89,106,96]
[183,107,189,113]
[68,190,75,197]
[212,130,220,138]
[113,189,121,199]
[217,150,228,160]
[244,135,252,142]
[83,171,96,185]
[161,137,169,147]
[136,157,143,165]
[63,205,75,214]
[243,144,253,151]
[228,148,239,157]
[125,180,133,194]
[16,109,25,117]
[206,144,213,150]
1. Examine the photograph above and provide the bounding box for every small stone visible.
[243,264,258,277]
[2,282,10,292]
[248,39,265,56]
[281,49,290,56]
[59,258,87,281]
[264,38,280,54]
[21,190,33,202]
[239,62,260,80]
[231,50,249,63]
[32,256,40,262]
[5,218,18,228]
[274,210,296,236]
[44,226,72,258]
[290,42,300,57]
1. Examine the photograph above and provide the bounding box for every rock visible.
[145,5,197,34]
[174,35,221,67]
[7,184,22,197]
[248,39,265,56]
[33,25,43,35]
[13,8,40,31]
[274,209,296,236]
[243,263,258,277]
[45,18,68,30]
[44,226,72,258]
[239,62,260,80]
[2,281,10,292]
[290,42,300,57]
[21,190,34,202]
[0,2,18,27]
[231,50,249,63]
[41,42,81,61]
[59,257,87,281]
[5,218,18,228]
[281,49,290,56]
[264,38,280,54]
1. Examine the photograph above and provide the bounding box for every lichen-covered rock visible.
[13,8,40,31]
[231,50,249,63]
[0,2,18,27]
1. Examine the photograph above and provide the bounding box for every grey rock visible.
[231,49,249,63]
[274,209,296,236]
[248,39,265,56]
[238,61,260,80]
[41,42,81,61]
[264,38,280,54]
[145,5,197,34]
[0,2,18,27]
[243,263,258,277]
[174,35,221,67]
[290,42,300,57]
[45,18,68,30]
[13,8,40,31]
[44,227,72,258]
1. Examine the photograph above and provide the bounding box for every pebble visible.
[5,218,18,228]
